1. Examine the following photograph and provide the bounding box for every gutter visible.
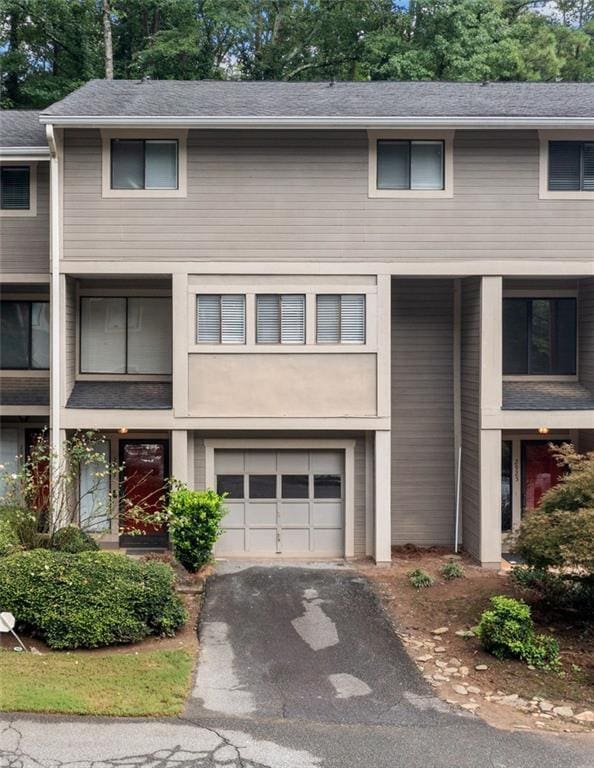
[0,146,50,159]
[38,116,594,130]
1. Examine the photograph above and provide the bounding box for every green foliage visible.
[477,595,560,670]
[0,550,187,649]
[407,568,434,589]
[510,566,594,613]
[0,517,20,557]
[51,525,99,553]
[441,560,464,580]
[0,505,46,550]
[166,486,226,572]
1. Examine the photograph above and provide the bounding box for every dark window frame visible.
[548,140,594,192]
[110,139,179,191]
[79,295,172,375]
[376,139,445,191]
[0,165,30,210]
[502,296,577,376]
[0,299,49,370]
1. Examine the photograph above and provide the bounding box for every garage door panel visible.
[312,502,342,527]
[278,502,309,525]
[313,528,343,554]
[311,450,343,474]
[281,528,310,553]
[217,528,246,554]
[246,502,277,525]
[224,502,246,526]
[216,450,245,473]
[248,528,278,552]
[277,451,309,473]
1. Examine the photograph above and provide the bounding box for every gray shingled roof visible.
[41,80,594,119]
[0,377,49,406]
[67,381,172,410]
[503,382,594,411]
[0,110,47,147]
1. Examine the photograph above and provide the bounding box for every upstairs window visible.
[111,139,178,190]
[256,295,305,344]
[196,295,245,344]
[1,166,30,210]
[548,141,594,191]
[377,140,444,191]
[0,301,49,369]
[80,297,172,374]
[316,295,366,344]
[503,297,577,376]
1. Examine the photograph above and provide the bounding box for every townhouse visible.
[1,80,593,565]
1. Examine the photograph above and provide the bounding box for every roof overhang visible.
[0,146,50,159]
[39,115,594,130]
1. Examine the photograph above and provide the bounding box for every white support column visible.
[171,430,189,485]
[374,430,392,564]
[479,276,503,567]
[172,272,188,418]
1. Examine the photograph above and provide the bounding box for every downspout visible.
[453,279,462,551]
[46,124,62,522]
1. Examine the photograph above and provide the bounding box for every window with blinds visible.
[196,295,245,344]
[256,295,305,344]
[377,140,444,190]
[0,166,30,209]
[0,300,49,369]
[548,141,594,191]
[316,295,366,344]
[111,139,178,190]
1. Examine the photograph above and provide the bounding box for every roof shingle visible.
[0,110,47,148]
[503,381,594,411]
[66,381,172,410]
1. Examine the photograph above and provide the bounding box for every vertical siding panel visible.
[1,163,50,273]
[391,279,455,545]
[193,436,206,488]
[64,277,76,401]
[354,436,366,556]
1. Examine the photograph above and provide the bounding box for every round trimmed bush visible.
[167,487,226,572]
[51,525,99,553]
[0,549,187,649]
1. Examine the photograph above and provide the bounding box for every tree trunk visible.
[102,0,114,80]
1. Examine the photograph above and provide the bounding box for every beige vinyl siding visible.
[191,431,367,556]
[62,130,593,264]
[1,163,49,274]
[460,278,481,561]
[64,276,76,402]
[391,279,455,546]
[579,278,594,392]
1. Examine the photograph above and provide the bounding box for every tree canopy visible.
[1,0,593,109]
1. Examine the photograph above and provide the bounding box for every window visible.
[79,441,111,532]
[0,301,49,369]
[217,475,244,498]
[377,140,444,191]
[281,475,309,499]
[316,295,365,344]
[111,139,178,190]
[1,166,30,209]
[256,295,305,344]
[548,141,594,192]
[80,297,172,374]
[249,475,276,499]
[503,298,577,376]
[314,475,342,499]
[196,295,245,344]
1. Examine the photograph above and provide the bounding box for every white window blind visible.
[317,294,365,344]
[256,295,305,344]
[197,295,245,344]
[127,297,172,373]
[80,297,127,373]
[145,140,178,189]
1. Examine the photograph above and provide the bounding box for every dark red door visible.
[120,440,168,539]
[522,441,565,512]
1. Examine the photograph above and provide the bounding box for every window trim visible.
[539,130,594,200]
[195,294,246,345]
[101,129,187,199]
[502,295,578,380]
[79,295,173,375]
[255,294,306,345]
[0,299,49,370]
[0,162,37,217]
[316,294,366,344]
[368,130,454,198]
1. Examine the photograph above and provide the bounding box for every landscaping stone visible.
[416,654,433,662]
[574,711,594,723]
[455,629,475,638]
[452,685,468,695]
[553,706,574,718]
[435,660,447,669]
[539,701,554,713]
[447,658,461,667]
[467,686,481,695]
[458,666,469,676]
[444,667,458,675]
[475,664,488,671]
[433,674,449,682]
[432,627,449,635]
[434,646,447,653]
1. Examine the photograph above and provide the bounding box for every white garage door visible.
[215,449,344,557]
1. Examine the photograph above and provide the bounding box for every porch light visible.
[537,427,550,435]
[118,427,129,435]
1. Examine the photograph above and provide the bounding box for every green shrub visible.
[166,486,226,572]
[517,508,594,572]
[441,560,464,580]
[0,505,46,550]
[0,518,19,557]
[510,566,594,613]
[407,568,434,589]
[0,550,187,649]
[51,525,99,553]
[477,595,560,670]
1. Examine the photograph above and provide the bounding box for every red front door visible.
[120,440,168,537]
[522,441,565,512]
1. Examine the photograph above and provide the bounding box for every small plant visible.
[477,595,560,670]
[166,485,226,572]
[441,560,464,580]
[51,525,99,553]
[407,568,434,589]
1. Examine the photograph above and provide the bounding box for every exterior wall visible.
[63,276,76,403]
[579,278,594,392]
[460,278,481,561]
[391,279,455,546]
[62,129,593,264]
[191,431,368,556]
[1,162,50,274]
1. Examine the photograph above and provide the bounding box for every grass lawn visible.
[0,649,194,716]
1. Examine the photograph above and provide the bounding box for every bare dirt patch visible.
[358,547,594,734]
